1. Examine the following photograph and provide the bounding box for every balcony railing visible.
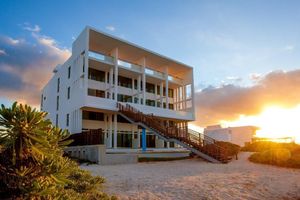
[118,60,141,72]
[88,51,114,63]
[88,51,183,84]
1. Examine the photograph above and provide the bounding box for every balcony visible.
[88,51,113,65]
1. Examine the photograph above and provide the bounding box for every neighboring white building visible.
[41,26,195,150]
[204,125,257,146]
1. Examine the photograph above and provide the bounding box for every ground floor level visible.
[82,152,300,200]
[78,108,189,149]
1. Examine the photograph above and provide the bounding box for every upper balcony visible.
[87,27,193,86]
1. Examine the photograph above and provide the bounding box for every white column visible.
[113,113,118,148]
[183,85,187,109]
[105,71,108,98]
[142,58,146,105]
[174,88,177,110]
[165,67,169,109]
[154,83,157,107]
[104,114,107,145]
[138,75,141,104]
[113,48,119,101]
[191,70,195,116]
[132,78,135,103]
[167,142,170,148]
[108,114,113,148]
[109,68,113,99]
[160,82,163,108]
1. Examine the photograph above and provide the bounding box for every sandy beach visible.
[82,152,300,200]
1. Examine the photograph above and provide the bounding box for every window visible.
[88,88,105,98]
[146,99,155,107]
[57,78,60,93]
[117,94,132,103]
[146,83,155,94]
[67,87,70,99]
[88,68,105,82]
[56,96,59,110]
[169,103,174,110]
[82,111,104,121]
[66,114,69,126]
[55,114,58,127]
[68,66,71,79]
[168,89,174,98]
[118,75,132,88]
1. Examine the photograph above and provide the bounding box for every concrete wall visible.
[204,126,256,147]
[65,145,138,165]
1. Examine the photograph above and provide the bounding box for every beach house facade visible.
[41,26,195,150]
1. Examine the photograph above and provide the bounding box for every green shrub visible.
[0,102,115,199]
[248,148,300,168]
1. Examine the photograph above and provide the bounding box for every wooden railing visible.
[117,103,229,163]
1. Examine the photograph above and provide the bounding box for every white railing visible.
[88,51,114,63]
[118,60,142,72]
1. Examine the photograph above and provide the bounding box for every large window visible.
[146,83,155,94]
[168,88,174,98]
[118,75,132,88]
[117,94,132,103]
[82,111,104,121]
[146,99,155,107]
[88,88,105,98]
[88,68,105,82]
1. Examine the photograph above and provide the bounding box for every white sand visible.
[82,153,300,200]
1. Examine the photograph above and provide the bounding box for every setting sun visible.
[221,104,300,144]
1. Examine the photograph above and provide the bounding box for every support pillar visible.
[138,75,141,104]
[160,82,163,108]
[104,114,107,145]
[141,58,146,105]
[113,113,118,148]
[165,67,169,109]
[109,68,113,99]
[108,114,113,148]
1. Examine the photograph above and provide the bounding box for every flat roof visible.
[87,26,193,77]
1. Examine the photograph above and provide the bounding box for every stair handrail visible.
[117,102,229,162]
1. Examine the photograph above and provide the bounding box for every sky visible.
[1,0,300,127]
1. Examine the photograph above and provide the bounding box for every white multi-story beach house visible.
[41,26,195,148]
[41,26,228,163]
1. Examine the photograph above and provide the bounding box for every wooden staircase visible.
[117,103,230,163]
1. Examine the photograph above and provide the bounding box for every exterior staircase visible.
[117,103,230,163]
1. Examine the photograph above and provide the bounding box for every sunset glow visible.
[220,104,300,144]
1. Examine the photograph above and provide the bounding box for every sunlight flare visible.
[220,104,300,143]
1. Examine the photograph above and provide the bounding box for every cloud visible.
[22,23,41,32]
[249,73,262,81]
[0,27,70,107]
[226,76,242,82]
[193,69,300,127]
[105,25,116,32]
[283,45,295,51]
[0,49,7,56]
